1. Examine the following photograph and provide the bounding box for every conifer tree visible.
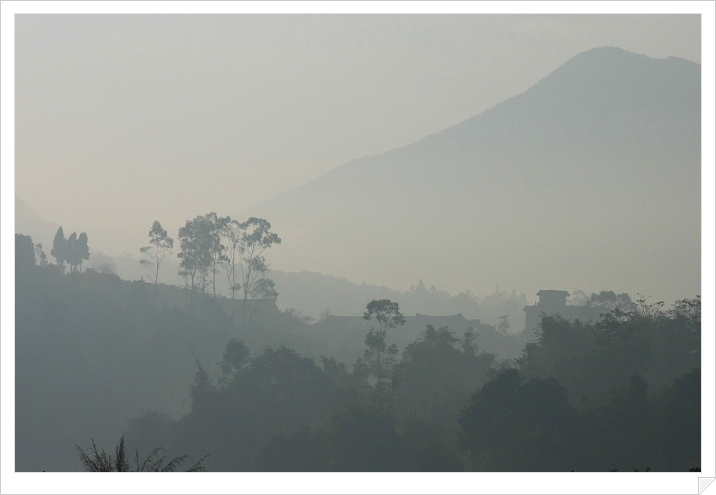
[50,227,67,271]
[77,232,90,272]
[66,232,79,272]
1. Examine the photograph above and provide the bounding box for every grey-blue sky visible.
[14,14,701,290]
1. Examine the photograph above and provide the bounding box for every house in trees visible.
[523,290,603,337]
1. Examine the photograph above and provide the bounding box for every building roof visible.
[536,290,571,296]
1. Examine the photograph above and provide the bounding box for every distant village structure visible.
[523,290,603,336]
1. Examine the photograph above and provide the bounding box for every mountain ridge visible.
[245,46,700,305]
[248,46,699,214]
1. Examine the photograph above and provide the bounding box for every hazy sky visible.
[11,11,706,297]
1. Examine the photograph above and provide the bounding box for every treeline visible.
[15,243,239,471]
[124,297,700,472]
[15,232,700,472]
[21,210,282,327]
[138,214,280,327]
[126,303,499,471]
[19,227,90,273]
[465,297,700,471]
[271,274,528,334]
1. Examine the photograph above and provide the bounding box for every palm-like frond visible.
[160,455,191,472]
[135,447,209,472]
[185,454,210,472]
[135,447,165,472]
[75,439,113,472]
[79,436,208,472]
[114,435,130,472]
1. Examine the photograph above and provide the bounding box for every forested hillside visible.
[16,233,700,472]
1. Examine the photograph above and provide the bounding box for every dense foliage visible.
[459,299,701,471]
[15,233,701,472]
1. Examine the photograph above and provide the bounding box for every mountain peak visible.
[248,48,700,307]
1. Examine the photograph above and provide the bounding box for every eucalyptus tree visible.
[140,220,174,304]
[177,222,198,292]
[177,215,213,294]
[178,214,279,318]
[238,217,281,327]
[221,219,244,324]
[194,215,217,294]
[206,213,230,299]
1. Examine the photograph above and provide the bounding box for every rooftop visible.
[536,290,570,296]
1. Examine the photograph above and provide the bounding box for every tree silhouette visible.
[140,220,174,305]
[177,213,229,299]
[207,213,230,299]
[363,299,406,333]
[50,227,66,270]
[66,232,80,272]
[220,219,243,323]
[393,325,495,430]
[15,234,36,271]
[359,328,399,387]
[34,242,48,267]
[177,215,213,295]
[218,338,250,383]
[60,231,90,273]
[458,369,574,470]
[237,217,281,328]
[360,299,405,407]
[76,233,90,272]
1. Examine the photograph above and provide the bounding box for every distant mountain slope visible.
[249,47,700,304]
[15,198,60,250]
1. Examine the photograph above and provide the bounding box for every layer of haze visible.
[15,14,701,303]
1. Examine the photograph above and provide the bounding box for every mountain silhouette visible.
[248,47,700,303]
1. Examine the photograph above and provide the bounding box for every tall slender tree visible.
[177,216,210,294]
[237,217,281,327]
[77,232,90,272]
[206,213,229,299]
[361,299,406,404]
[221,219,244,324]
[66,232,79,272]
[50,227,67,270]
[140,221,174,305]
